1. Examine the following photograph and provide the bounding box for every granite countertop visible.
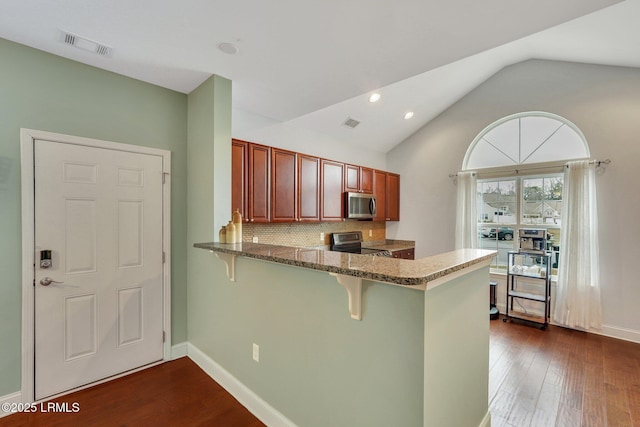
[362,239,415,252]
[194,242,495,290]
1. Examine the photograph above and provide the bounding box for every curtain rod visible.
[448,158,611,178]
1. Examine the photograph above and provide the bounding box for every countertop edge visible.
[194,242,496,289]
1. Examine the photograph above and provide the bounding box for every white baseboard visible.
[171,342,188,360]
[496,304,640,344]
[479,411,492,427]
[0,391,22,418]
[599,324,640,344]
[187,343,296,427]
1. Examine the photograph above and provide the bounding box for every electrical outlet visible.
[320,232,325,241]
[252,343,259,362]
[369,229,372,237]
[252,236,259,243]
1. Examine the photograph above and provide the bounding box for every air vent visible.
[59,30,112,57]
[343,117,360,128]
[64,33,76,45]
[95,45,111,56]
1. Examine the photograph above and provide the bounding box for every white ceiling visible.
[1,0,636,153]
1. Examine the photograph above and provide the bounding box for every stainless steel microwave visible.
[345,192,376,220]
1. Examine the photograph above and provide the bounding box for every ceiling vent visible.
[59,30,112,57]
[343,117,360,129]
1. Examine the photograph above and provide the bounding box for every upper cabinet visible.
[272,149,321,222]
[320,160,344,221]
[271,148,298,222]
[231,139,399,223]
[373,170,387,221]
[298,154,320,222]
[231,139,249,220]
[373,170,400,221]
[248,143,271,223]
[360,167,374,193]
[345,165,374,194]
[386,173,400,221]
[344,164,360,192]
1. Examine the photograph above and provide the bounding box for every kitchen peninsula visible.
[195,241,496,427]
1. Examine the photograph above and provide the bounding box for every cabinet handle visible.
[251,219,254,222]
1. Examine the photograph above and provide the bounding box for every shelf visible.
[504,312,548,329]
[509,272,548,280]
[507,290,548,302]
[506,252,551,330]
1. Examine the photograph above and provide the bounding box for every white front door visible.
[34,139,165,400]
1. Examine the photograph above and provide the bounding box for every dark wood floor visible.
[490,317,640,427]
[2,321,639,426]
[0,357,265,427]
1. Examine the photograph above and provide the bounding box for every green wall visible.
[190,257,425,427]
[0,38,189,396]
[185,75,425,426]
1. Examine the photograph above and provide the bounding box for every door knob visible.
[40,277,64,287]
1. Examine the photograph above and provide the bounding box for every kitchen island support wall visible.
[189,253,490,427]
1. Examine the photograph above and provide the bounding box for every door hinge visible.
[162,252,166,264]
[163,331,166,343]
[162,172,169,184]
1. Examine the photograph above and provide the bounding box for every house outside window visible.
[463,112,589,273]
[478,175,563,272]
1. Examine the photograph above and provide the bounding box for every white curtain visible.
[554,160,602,330]
[455,171,477,249]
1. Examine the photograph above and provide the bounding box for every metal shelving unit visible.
[503,251,551,330]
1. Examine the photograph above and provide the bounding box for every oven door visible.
[345,192,376,219]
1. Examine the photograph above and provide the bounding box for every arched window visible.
[465,112,590,273]
[463,112,589,171]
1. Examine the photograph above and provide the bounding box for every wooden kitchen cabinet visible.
[271,148,297,222]
[231,139,399,224]
[298,154,320,222]
[320,159,344,221]
[231,139,249,219]
[386,173,400,221]
[391,248,415,260]
[360,167,374,193]
[345,165,374,194]
[344,164,360,192]
[248,143,271,223]
[373,170,387,221]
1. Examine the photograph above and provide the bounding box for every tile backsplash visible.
[240,221,386,247]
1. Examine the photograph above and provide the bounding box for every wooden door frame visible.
[20,128,172,403]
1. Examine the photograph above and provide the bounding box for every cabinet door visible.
[344,164,360,192]
[271,148,297,222]
[249,143,270,223]
[360,167,374,193]
[298,154,320,222]
[320,160,344,221]
[392,249,414,259]
[231,139,249,220]
[386,173,400,221]
[373,170,387,221]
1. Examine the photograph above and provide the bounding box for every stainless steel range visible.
[330,231,392,257]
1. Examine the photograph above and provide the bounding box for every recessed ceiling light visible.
[218,42,239,55]
[369,93,381,103]
[404,112,414,120]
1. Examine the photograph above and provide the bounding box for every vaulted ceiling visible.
[2,0,637,153]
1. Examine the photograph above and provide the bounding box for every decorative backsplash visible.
[241,221,386,247]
